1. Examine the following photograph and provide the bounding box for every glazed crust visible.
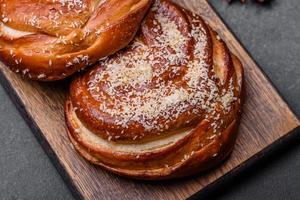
[65,0,244,180]
[0,0,152,81]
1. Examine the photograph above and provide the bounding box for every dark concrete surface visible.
[0,0,299,199]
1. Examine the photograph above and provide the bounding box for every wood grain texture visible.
[0,0,299,199]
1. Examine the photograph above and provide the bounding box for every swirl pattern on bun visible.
[65,0,244,179]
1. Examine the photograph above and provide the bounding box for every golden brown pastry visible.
[65,0,244,180]
[0,0,152,81]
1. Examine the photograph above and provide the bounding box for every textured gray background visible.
[0,0,299,200]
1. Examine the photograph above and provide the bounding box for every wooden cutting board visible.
[0,0,299,199]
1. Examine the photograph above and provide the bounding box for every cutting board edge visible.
[0,70,84,200]
[189,125,300,199]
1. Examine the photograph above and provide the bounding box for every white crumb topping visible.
[85,4,237,134]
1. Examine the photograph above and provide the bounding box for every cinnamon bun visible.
[0,0,152,80]
[65,0,244,179]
